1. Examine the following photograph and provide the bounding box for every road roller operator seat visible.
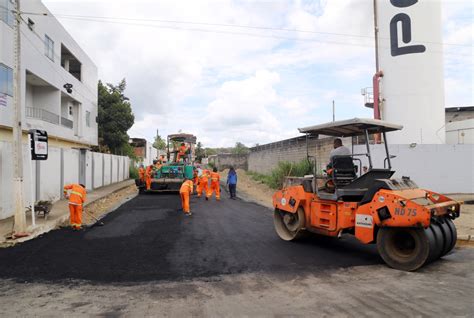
[331,155,357,187]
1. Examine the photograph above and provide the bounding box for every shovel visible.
[84,209,105,227]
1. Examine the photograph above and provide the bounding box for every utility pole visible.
[12,0,27,236]
[332,100,335,122]
[373,0,380,72]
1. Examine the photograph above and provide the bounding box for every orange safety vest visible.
[64,184,86,206]
[138,167,145,179]
[180,180,194,194]
[200,170,210,182]
[179,145,187,155]
[210,172,220,183]
[145,166,153,177]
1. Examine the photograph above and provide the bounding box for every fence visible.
[0,141,130,220]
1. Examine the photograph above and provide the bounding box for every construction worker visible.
[154,159,163,171]
[197,169,210,199]
[63,183,87,230]
[176,143,187,162]
[145,164,153,191]
[180,178,194,216]
[207,167,221,201]
[138,164,145,184]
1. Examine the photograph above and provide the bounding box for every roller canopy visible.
[168,134,197,144]
[298,118,403,137]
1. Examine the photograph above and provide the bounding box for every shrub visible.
[129,165,139,179]
[249,159,314,189]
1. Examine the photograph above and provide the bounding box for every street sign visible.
[29,129,48,160]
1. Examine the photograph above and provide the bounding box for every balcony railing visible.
[26,107,73,129]
[61,116,73,129]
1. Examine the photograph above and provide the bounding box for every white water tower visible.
[376,0,445,144]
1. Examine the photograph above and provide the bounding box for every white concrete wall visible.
[353,144,474,194]
[39,147,61,202]
[63,148,80,186]
[446,119,474,145]
[0,141,130,220]
[103,154,111,186]
[85,151,92,190]
[92,152,103,189]
[111,156,118,183]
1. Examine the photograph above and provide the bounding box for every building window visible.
[44,35,54,61]
[0,63,13,96]
[86,111,91,127]
[0,0,14,28]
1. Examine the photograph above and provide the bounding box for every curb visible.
[457,234,472,242]
[1,181,135,247]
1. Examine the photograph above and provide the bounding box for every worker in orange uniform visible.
[207,167,221,201]
[145,164,153,191]
[63,183,87,230]
[176,143,187,162]
[138,164,145,184]
[197,169,210,199]
[180,178,194,215]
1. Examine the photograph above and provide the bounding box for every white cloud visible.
[42,0,473,147]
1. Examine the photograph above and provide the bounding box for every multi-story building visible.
[0,0,98,147]
[0,0,104,220]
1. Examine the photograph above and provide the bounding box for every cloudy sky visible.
[42,0,473,147]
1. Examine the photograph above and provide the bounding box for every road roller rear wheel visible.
[274,207,305,241]
[377,227,434,271]
[441,218,457,256]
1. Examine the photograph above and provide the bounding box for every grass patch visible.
[129,165,139,179]
[248,159,314,189]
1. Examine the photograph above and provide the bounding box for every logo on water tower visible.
[389,0,426,57]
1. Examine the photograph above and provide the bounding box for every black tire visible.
[273,207,306,241]
[437,220,454,257]
[426,224,444,263]
[441,218,457,256]
[377,227,433,271]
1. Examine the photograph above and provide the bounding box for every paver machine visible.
[136,133,196,193]
[273,118,461,271]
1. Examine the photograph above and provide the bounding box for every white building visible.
[0,0,98,147]
[0,0,117,220]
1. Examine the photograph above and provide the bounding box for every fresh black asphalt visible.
[0,192,382,283]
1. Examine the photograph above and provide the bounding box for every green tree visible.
[232,142,249,155]
[97,79,135,154]
[195,142,205,162]
[153,134,166,150]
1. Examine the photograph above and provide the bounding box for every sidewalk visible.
[0,180,135,247]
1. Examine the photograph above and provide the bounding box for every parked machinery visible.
[136,133,196,193]
[272,118,460,271]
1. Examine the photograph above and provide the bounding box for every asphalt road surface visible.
[0,192,472,317]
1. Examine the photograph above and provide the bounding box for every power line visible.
[52,15,471,57]
[47,12,473,48]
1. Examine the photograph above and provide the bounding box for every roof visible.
[298,118,403,137]
[445,106,474,112]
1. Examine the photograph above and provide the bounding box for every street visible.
[0,193,473,316]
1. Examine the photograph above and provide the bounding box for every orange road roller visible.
[272,118,460,271]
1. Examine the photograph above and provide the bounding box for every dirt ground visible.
[80,185,138,225]
[220,170,474,240]
[220,169,274,208]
